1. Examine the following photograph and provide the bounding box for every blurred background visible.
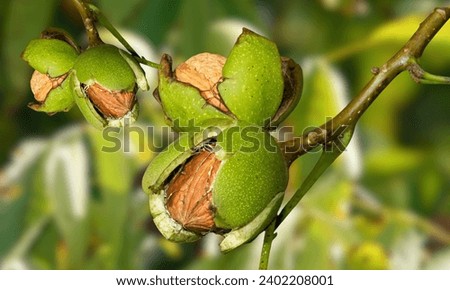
[1,0,449,269]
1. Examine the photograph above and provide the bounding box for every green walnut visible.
[142,121,288,251]
[22,29,80,114]
[72,44,149,129]
[154,28,302,132]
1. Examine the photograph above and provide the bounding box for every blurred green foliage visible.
[0,0,449,269]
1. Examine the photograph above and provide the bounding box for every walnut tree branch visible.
[71,0,103,47]
[279,7,450,165]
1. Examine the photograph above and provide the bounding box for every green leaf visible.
[178,0,211,58]
[369,13,450,50]
[369,15,424,45]
[41,127,90,268]
[295,219,335,269]
[2,0,58,101]
[0,139,47,258]
[368,13,450,69]
[131,0,181,47]
[1,216,49,269]
[87,127,136,269]
[413,167,443,214]
[96,0,143,24]
[303,173,352,217]
[364,147,424,176]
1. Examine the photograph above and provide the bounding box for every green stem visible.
[135,55,161,69]
[87,3,137,55]
[408,60,450,84]
[71,0,103,47]
[259,219,277,270]
[87,3,160,69]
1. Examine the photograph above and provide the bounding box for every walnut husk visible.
[30,70,66,102]
[165,150,221,232]
[270,57,303,125]
[175,52,229,113]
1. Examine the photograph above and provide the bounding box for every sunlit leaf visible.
[42,126,90,268]
[364,147,424,176]
[0,139,46,257]
[370,16,424,44]
[87,127,136,269]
